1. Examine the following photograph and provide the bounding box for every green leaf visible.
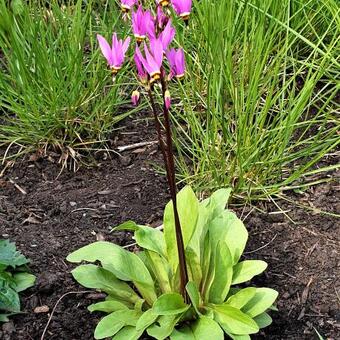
[0,313,11,322]
[242,288,278,318]
[112,326,143,340]
[67,242,157,305]
[186,281,201,315]
[94,309,142,339]
[94,312,125,339]
[201,188,232,219]
[136,309,158,331]
[12,273,35,292]
[232,261,268,285]
[253,312,273,328]
[146,251,171,293]
[170,325,195,339]
[223,213,248,265]
[147,315,179,340]
[226,333,251,340]
[0,240,29,268]
[153,293,189,315]
[186,247,202,287]
[213,304,259,335]
[164,186,199,274]
[192,317,224,340]
[135,226,167,258]
[71,264,141,305]
[225,288,257,309]
[209,241,233,304]
[114,220,139,231]
[88,301,128,313]
[0,284,20,312]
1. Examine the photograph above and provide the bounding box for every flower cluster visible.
[97,0,192,107]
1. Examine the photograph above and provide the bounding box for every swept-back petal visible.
[97,34,113,65]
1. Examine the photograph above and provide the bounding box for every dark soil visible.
[0,117,339,340]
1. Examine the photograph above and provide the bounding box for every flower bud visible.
[131,90,140,106]
[164,90,171,109]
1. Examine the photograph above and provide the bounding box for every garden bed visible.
[0,117,339,340]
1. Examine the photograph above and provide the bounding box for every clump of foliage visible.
[67,186,278,339]
[0,239,36,322]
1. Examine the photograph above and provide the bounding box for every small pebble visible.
[34,305,50,313]
[69,201,77,207]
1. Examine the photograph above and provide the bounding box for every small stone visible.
[34,305,50,313]
[69,201,77,207]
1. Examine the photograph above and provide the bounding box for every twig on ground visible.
[41,290,92,340]
[116,141,157,152]
[244,234,278,254]
[9,178,27,195]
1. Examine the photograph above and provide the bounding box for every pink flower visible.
[132,6,155,43]
[159,20,175,51]
[97,33,131,73]
[172,0,192,20]
[134,48,148,84]
[156,6,169,29]
[166,48,186,79]
[135,38,164,81]
[121,0,137,12]
[131,90,140,106]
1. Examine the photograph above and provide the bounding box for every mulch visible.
[0,116,339,340]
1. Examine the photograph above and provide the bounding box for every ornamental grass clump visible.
[67,1,278,339]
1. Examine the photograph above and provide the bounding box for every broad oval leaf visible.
[147,315,179,340]
[136,309,158,331]
[242,288,278,318]
[213,304,259,335]
[0,284,20,312]
[67,241,156,304]
[12,272,36,292]
[186,281,201,314]
[94,312,124,339]
[153,293,189,315]
[209,241,233,304]
[112,326,144,340]
[170,325,195,339]
[192,316,224,340]
[0,240,29,268]
[135,226,167,258]
[232,260,268,285]
[253,312,273,328]
[71,264,141,304]
[225,287,257,309]
[164,186,199,274]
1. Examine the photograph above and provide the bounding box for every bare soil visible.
[0,117,339,340]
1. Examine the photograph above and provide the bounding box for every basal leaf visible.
[135,226,167,258]
[170,325,195,339]
[201,188,232,219]
[136,309,158,331]
[253,312,273,328]
[0,240,29,268]
[114,220,139,231]
[94,312,125,339]
[209,241,233,304]
[67,242,157,304]
[88,300,128,313]
[12,273,36,292]
[164,186,199,274]
[186,247,202,287]
[223,213,248,265]
[226,333,251,340]
[147,315,179,340]
[153,293,189,315]
[0,313,11,322]
[146,251,171,293]
[213,304,259,335]
[112,326,143,340]
[192,316,224,340]
[225,287,257,309]
[242,288,278,318]
[232,261,268,285]
[186,281,201,315]
[71,264,141,305]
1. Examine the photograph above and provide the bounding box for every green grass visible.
[171,0,340,200]
[0,0,135,166]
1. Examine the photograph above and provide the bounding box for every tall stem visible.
[147,81,189,301]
